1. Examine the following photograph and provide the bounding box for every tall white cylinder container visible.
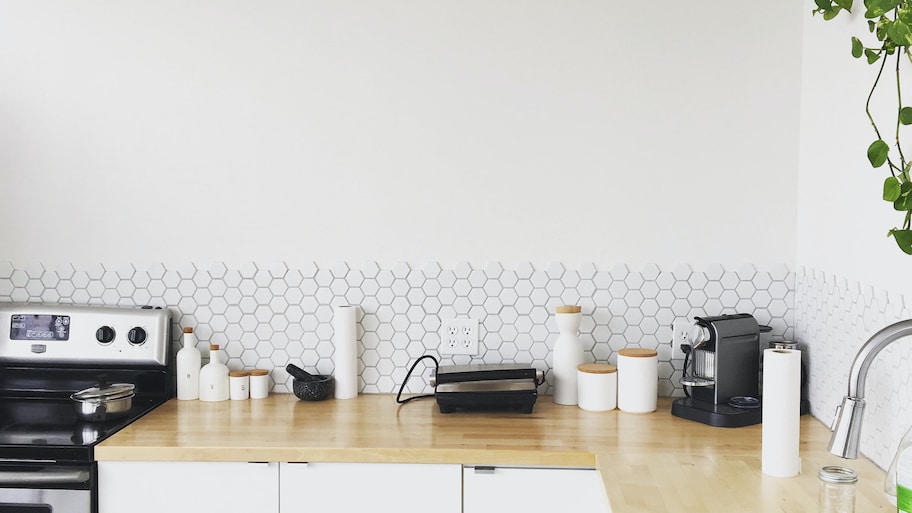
[551,306,584,405]
[616,348,658,413]
[762,348,802,477]
[333,304,359,399]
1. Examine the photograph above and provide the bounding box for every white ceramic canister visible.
[229,370,250,401]
[616,347,658,413]
[551,305,584,405]
[577,363,617,412]
[249,369,270,399]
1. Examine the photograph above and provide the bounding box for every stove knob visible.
[95,326,115,344]
[128,327,147,345]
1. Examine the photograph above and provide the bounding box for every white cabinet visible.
[97,461,279,513]
[463,466,612,513]
[98,460,608,513]
[280,462,461,513]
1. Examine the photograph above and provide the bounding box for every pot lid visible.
[72,382,135,402]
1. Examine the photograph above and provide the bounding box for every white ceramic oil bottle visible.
[199,344,229,402]
[175,327,201,400]
[551,305,584,405]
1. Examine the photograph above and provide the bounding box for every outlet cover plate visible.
[439,318,479,355]
[671,319,689,359]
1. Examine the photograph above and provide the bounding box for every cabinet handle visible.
[473,466,496,474]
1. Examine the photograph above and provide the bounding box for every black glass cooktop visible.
[0,397,164,461]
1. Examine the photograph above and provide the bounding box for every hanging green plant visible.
[813,0,912,254]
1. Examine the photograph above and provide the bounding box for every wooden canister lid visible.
[209,344,219,350]
[618,348,658,358]
[229,370,250,378]
[183,327,193,333]
[556,305,582,314]
[249,369,269,376]
[578,363,617,374]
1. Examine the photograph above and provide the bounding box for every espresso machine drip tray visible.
[672,396,763,427]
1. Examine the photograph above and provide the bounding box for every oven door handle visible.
[0,469,91,486]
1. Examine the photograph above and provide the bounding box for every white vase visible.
[552,311,584,405]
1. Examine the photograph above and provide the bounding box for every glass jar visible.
[818,466,858,513]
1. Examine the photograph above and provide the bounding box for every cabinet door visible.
[98,461,279,513]
[463,466,611,513]
[280,462,461,513]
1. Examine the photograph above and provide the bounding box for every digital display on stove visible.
[10,314,70,341]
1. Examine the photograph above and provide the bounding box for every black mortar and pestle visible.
[286,363,334,401]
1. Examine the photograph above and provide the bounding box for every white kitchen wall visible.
[799,9,912,469]
[0,0,802,267]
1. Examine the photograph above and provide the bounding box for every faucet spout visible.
[828,319,912,458]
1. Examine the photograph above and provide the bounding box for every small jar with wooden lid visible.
[617,348,658,413]
[249,369,270,399]
[577,363,617,412]
[229,370,250,401]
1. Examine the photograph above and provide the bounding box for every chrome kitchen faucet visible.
[828,319,912,458]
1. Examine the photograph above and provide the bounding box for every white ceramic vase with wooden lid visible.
[551,305,584,405]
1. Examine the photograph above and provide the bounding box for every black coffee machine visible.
[671,313,763,427]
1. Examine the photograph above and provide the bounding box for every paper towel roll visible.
[333,305,359,399]
[762,348,802,477]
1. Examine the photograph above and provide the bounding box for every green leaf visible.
[889,229,912,254]
[869,19,877,32]
[852,36,864,57]
[835,0,853,9]
[889,19,912,45]
[901,107,912,124]
[894,182,912,210]
[867,0,900,18]
[866,48,882,63]
[815,0,831,8]
[885,176,902,200]
[823,7,841,19]
[868,139,890,167]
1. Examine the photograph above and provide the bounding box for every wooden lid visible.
[182,327,193,333]
[249,369,269,376]
[578,363,617,374]
[209,344,220,350]
[618,348,657,358]
[229,370,250,378]
[556,305,582,314]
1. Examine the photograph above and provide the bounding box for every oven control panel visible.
[0,304,170,366]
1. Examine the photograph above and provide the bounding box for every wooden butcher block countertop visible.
[95,395,890,513]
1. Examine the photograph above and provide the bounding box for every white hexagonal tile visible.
[593,271,612,290]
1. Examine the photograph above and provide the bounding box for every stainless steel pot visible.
[70,382,134,422]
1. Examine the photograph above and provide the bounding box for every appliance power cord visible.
[396,354,439,405]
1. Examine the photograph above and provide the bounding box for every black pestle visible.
[286,363,321,382]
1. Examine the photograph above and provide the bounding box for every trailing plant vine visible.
[813,0,912,254]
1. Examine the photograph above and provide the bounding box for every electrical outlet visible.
[439,318,479,355]
[671,319,691,359]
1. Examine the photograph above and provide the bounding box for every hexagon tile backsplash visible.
[0,261,794,398]
[796,267,912,470]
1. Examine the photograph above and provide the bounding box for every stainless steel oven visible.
[0,304,172,513]
[0,462,94,513]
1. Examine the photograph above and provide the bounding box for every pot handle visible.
[92,403,107,422]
